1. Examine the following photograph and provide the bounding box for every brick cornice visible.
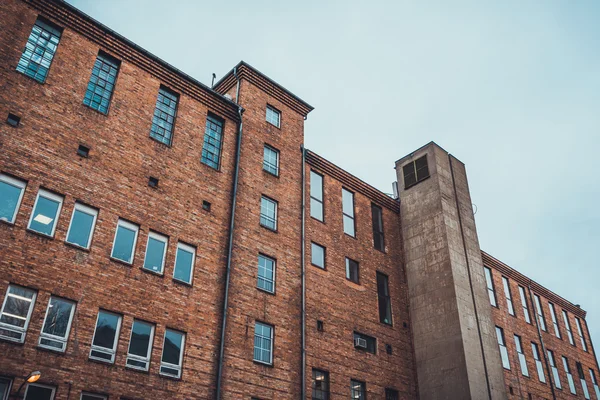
[23,0,241,122]
[482,251,586,318]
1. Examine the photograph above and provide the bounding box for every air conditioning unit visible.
[354,337,367,349]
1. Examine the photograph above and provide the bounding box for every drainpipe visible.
[300,146,307,399]
[215,67,243,399]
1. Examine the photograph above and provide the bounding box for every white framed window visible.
[89,310,122,363]
[265,105,280,128]
[342,188,355,237]
[160,328,185,378]
[562,310,575,346]
[563,356,577,394]
[310,171,324,222]
[173,242,195,284]
[518,286,531,323]
[38,296,75,352]
[126,319,155,371]
[0,174,27,224]
[24,383,55,400]
[65,203,98,249]
[143,231,168,274]
[531,342,546,383]
[111,219,139,264]
[81,393,107,400]
[501,277,514,315]
[257,254,276,294]
[533,294,547,331]
[495,326,510,370]
[27,189,63,237]
[547,350,562,389]
[484,267,497,307]
[263,145,279,176]
[260,196,277,231]
[0,284,37,343]
[253,321,273,365]
[575,317,588,351]
[548,303,561,338]
[0,376,13,400]
[513,335,528,377]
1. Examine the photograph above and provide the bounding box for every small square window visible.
[27,188,63,237]
[345,257,359,284]
[317,320,324,332]
[111,219,139,264]
[7,113,20,127]
[66,202,98,249]
[39,296,75,352]
[403,154,430,189]
[89,310,122,363]
[260,196,278,231]
[263,145,279,176]
[311,242,325,269]
[257,254,276,294]
[173,242,195,284]
[148,177,159,188]
[126,320,155,371]
[77,144,90,158]
[143,232,168,274]
[0,174,27,224]
[202,200,211,211]
[265,105,280,128]
[160,328,185,378]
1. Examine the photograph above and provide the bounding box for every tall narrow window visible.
[253,322,273,365]
[312,369,329,400]
[111,219,139,264]
[39,296,75,352]
[371,204,385,252]
[502,277,515,316]
[514,335,529,376]
[28,189,63,237]
[160,329,185,378]
[16,18,62,83]
[89,310,122,363]
[342,188,355,237]
[311,242,325,269]
[350,380,366,400]
[590,369,600,399]
[377,272,392,325]
[0,285,37,343]
[495,326,510,370]
[562,310,575,346]
[575,317,588,351]
[0,174,26,224]
[0,377,12,400]
[83,52,119,114]
[548,303,561,338]
[260,196,277,231]
[518,286,531,324]
[24,383,55,400]
[403,155,429,189]
[345,258,359,284]
[143,232,168,274]
[201,114,224,169]
[265,105,280,128]
[577,362,591,400]
[547,350,562,389]
[310,171,324,221]
[531,342,546,383]
[66,203,98,249]
[385,388,399,400]
[484,267,497,307]
[533,294,547,331]
[173,242,195,284]
[150,86,178,145]
[257,254,276,294]
[263,145,279,176]
[563,356,577,394]
[126,320,155,371]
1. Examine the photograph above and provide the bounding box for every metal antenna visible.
[211,73,216,87]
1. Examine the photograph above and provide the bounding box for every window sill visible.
[82,103,109,116]
[36,345,66,355]
[141,267,164,278]
[16,70,46,84]
[149,135,172,148]
[173,278,193,287]
[125,365,150,375]
[257,287,276,296]
[26,228,55,240]
[253,359,274,368]
[309,216,326,225]
[259,224,278,234]
[343,233,357,240]
[311,263,326,270]
[0,219,16,227]
[64,241,91,252]
[263,169,280,178]
[200,160,222,173]
[0,336,25,346]
[88,357,115,366]
[109,257,133,267]
[159,373,182,381]
[404,175,431,190]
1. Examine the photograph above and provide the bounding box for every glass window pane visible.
[201,115,224,169]
[112,223,137,263]
[342,189,353,215]
[24,384,54,400]
[174,245,194,283]
[93,311,119,349]
[0,177,25,223]
[310,172,323,199]
[83,53,119,114]
[128,320,152,357]
[311,243,325,268]
[41,297,73,338]
[310,198,323,221]
[66,207,96,248]
[29,194,61,236]
[162,329,183,365]
[143,235,167,273]
[16,19,61,83]
[257,255,275,293]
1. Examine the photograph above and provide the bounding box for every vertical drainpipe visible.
[215,67,243,399]
[300,145,307,400]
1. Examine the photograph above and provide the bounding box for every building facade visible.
[0,1,597,400]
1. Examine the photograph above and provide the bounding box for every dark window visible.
[312,369,329,400]
[83,52,120,114]
[24,383,55,400]
[346,257,359,284]
[371,204,384,251]
[77,144,90,158]
[342,188,355,236]
[317,320,324,332]
[201,114,224,169]
[89,310,122,363]
[377,272,392,325]
[385,388,399,400]
[263,145,279,176]
[148,176,159,188]
[350,380,366,400]
[403,154,429,189]
[16,18,62,83]
[150,86,178,145]
[7,113,20,127]
[126,320,154,371]
[310,171,324,221]
[353,332,376,354]
[311,242,325,269]
[0,377,13,400]
[160,328,185,378]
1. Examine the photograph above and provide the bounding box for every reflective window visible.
[201,114,224,169]
[342,188,355,236]
[89,310,122,363]
[502,277,515,316]
[548,303,561,338]
[0,377,13,400]
[126,320,155,371]
[312,369,329,400]
[16,18,62,83]
[563,356,577,394]
[377,272,392,325]
[257,254,275,294]
[311,242,325,269]
[484,267,497,307]
[531,342,546,383]
[66,203,98,249]
[345,258,359,284]
[150,86,178,145]
[310,171,324,221]
[575,317,588,351]
[547,350,562,389]
[372,204,384,252]
[83,52,119,114]
[495,326,510,370]
[562,310,575,346]
[173,242,195,284]
[518,286,531,323]
[266,105,280,128]
[263,145,279,176]
[39,296,75,352]
[590,369,600,399]
[533,294,547,331]
[514,335,529,376]
[576,362,591,400]
[260,196,277,231]
[24,384,55,400]
[0,174,26,224]
[111,219,139,264]
[350,380,366,400]
[0,284,37,343]
[253,322,273,365]
[160,329,185,378]
[143,232,168,274]
[28,189,63,237]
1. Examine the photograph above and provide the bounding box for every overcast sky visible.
[68,0,600,355]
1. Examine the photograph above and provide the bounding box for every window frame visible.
[82,51,120,115]
[173,242,196,285]
[309,171,324,222]
[0,284,37,343]
[533,294,547,332]
[562,356,577,394]
[311,368,330,400]
[125,319,155,372]
[590,369,600,399]
[23,383,56,400]
[385,388,399,400]
[0,377,13,400]
[548,302,561,339]
[159,328,186,378]
[403,154,430,189]
[27,188,63,237]
[575,317,588,351]
[65,202,98,249]
[376,271,392,326]
[495,326,510,370]
[142,231,169,275]
[0,173,27,224]
[80,393,107,400]
[110,219,139,264]
[341,188,355,237]
[353,331,376,354]
[38,296,76,352]
[259,195,278,231]
[310,242,326,269]
[265,104,281,128]
[200,113,225,170]
[562,310,575,346]
[345,257,359,284]
[253,321,274,366]
[350,379,366,400]
[16,18,62,84]
[483,267,497,307]
[514,334,529,377]
[262,144,280,176]
[257,254,276,294]
[518,285,531,324]
[531,342,546,383]
[547,350,562,389]
[371,203,385,252]
[149,86,179,146]
[501,276,515,316]
[89,310,122,364]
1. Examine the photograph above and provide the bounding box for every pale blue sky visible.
[68,0,600,355]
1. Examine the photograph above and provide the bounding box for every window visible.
[533,294,547,331]
[514,335,529,377]
[346,258,359,284]
[201,114,224,169]
[160,328,185,378]
[83,52,119,114]
[0,174,26,223]
[0,284,37,343]
[484,267,497,307]
[575,317,588,351]
[66,203,98,249]
[24,383,55,400]
[548,303,561,338]
[173,242,195,284]
[253,322,273,365]
[377,272,392,325]
[518,286,531,324]
[263,145,279,176]
[39,296,75,352]
[342,188,355,236]
[111,219,139,264]
[266,105,280,128]
[577,362,591,400]
[126,320,155,371]
[143,232,168,274]
[312,369,329,400]
[495,326,510,370]
[563,356,577,394]
[562,310,574,346]
[260,196,277,231]
[385,388,399,400]
[590,369,600,400]
[28,189,63,237]
[311,242,325,269]
[403,154,429,189]
[310,171,324,221]
[531,342,546,383]
[81,393,107,400]
[89,310,122,363]
[353,332,376,354]
[150,86,178,145]
[350,380,366,400]
[371,204,384,252]
[257,254,276,294]
[0,377,12,400]
[502,277,515,316]
[16,18,62,83]
[547,350,561,389]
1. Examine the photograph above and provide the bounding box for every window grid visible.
[253,322,273,365]
[514,335,529,377]
[342,188,355,237]
[310,171,324,221]
[502,277,515,316]
[266,105,280,128]
[547,350,562,389]
[575,317,588,351]
[65,202,98,249]
[385,388,399,400]
[160,328,185,378]
[563,356,577,394]
[201,114,224,169]
[260,196,277,231]
[531,342,546,383]
[16,18,61,83]
[377,272,392,325]
[38,296,75,352]
[548,303,561,338]
[495,326,510,370]
[371,204,385,252]
[257,254,276,293]
[403,155,430,188]
[0,174,27,224]
[27,189,63,237]
[312,369,329,400]
[83,53,119,114]
[150,87,178,145]
[0,285,37,343]
[562,310,575,346]
[484,267,497,307]
[350,380,366,400]
[263,145,279,176]
[533,294,547,331]
[518,286,531,324]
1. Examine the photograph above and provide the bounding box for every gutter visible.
[300,146,307,399]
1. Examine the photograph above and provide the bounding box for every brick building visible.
[0,1,597,400]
